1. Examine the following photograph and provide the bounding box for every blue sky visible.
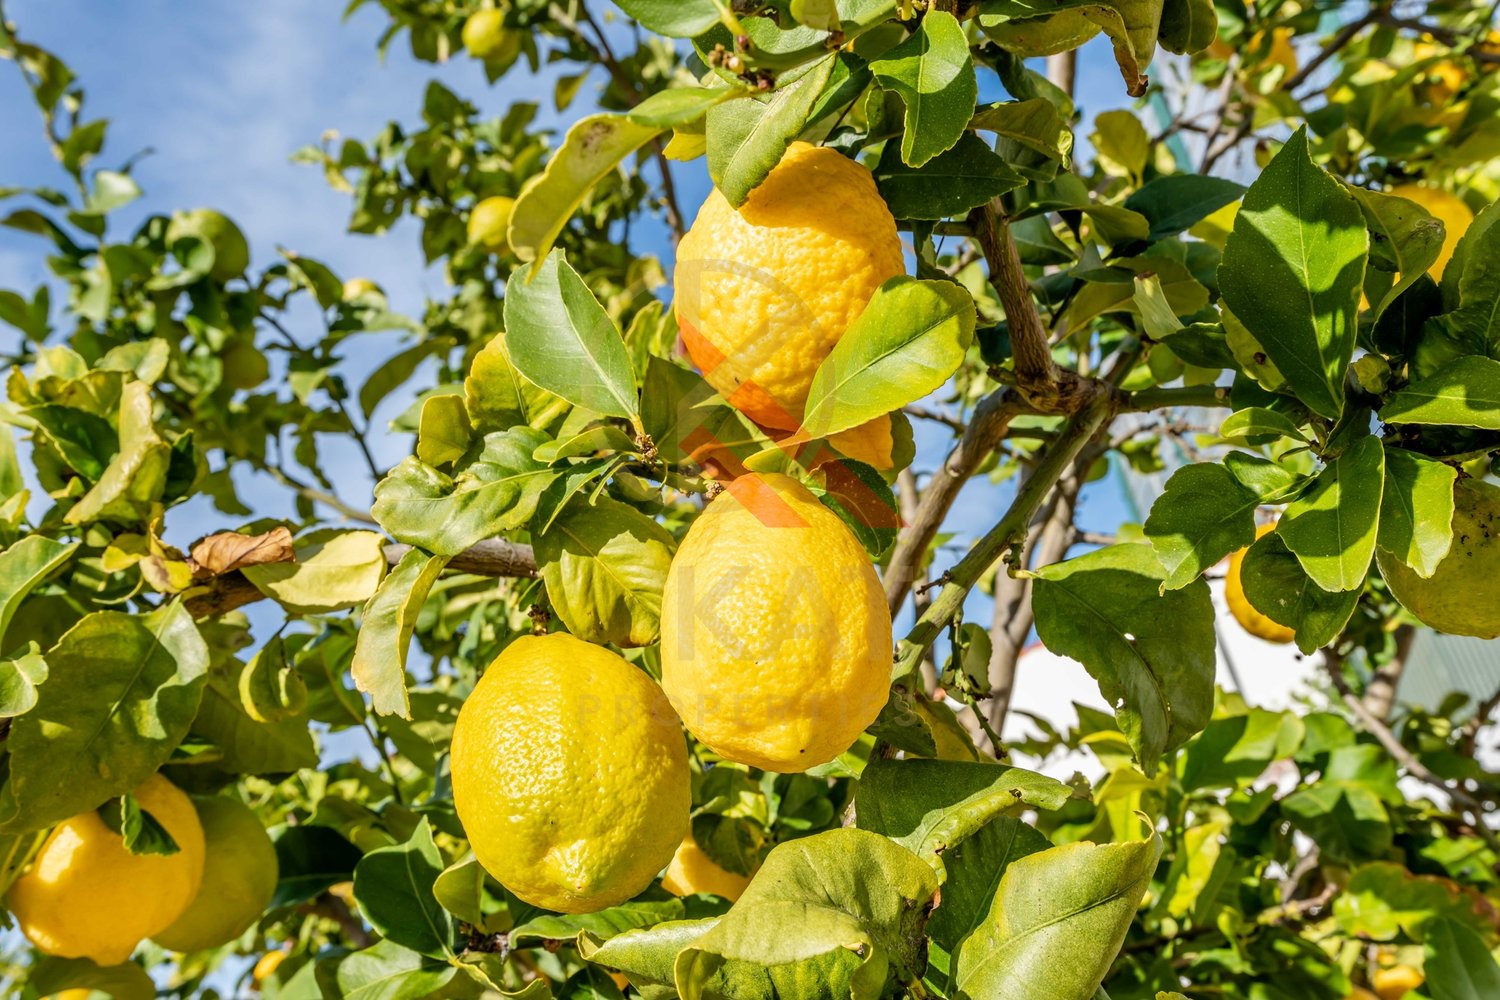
[0,3,1139,659]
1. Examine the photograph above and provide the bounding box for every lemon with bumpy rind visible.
[450,633,690,913]
[984,12,1102,57]
[661,473,892,772]
[1226,523,1295,644]
[660,835,751,902]
[7,774,206,966]
[674,142,904,433]
[1388,183,1473,279]
[467,195,516,255]
[153,795,279,953]
[1378,477,1500,639]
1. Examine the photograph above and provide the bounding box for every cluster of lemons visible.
[8,774,278,969]
[450,143,903,911]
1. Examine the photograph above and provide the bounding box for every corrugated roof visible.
[1397,632,1500,717]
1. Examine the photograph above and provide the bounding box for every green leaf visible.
[1218,127,1367,420]
[27,955,156,1000]
[1090,109,1149,180]
[1350,186,1445,321]
[673,829,938,999]
[1143,463,1260,591]
[504,251,639,420]
[1378,448,1456,579]
[854,758,1069,871]
[1334,862,1497,943]
[1239,529,1360,655]
[1157,0,1218,53]
[951,835,1163,1000]
[334,938,457,1000]
[0,603,208,833]
[1279,435,1384,592]
[873,132,1022,220]
[509,115,664,266]
[0,534,77,651]
[535,495,675,649]
[706,55,836,207]
[64,380,172,525]
[511,893,686,948]
[1426,919,1500,1000]
[272,825,363,909]
[372,427,554,556]
[1123,174,1243,241]
[190,665,320,774]
[241,529,388,614]
[801,277,976,439]
[354,817,453,959]
[1381,356,1500,429]
[416,393,472,466]
[870,12,977,167]
[433,853,493,929]
[352,548,449,718]
[465,332,563,433]
[969,99,1073,180]
[1219,406,1307,445]
[1031,544,1216,773]
[924,817,1051,986]
[1180,708,1305,791]
[581,919,719,988]
[1281,745,1399,858]
[610,0,726,37]
[0,644,46,717]
[103,790,181,856]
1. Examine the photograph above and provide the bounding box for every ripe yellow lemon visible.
[153,795,279,953]
[461,10,520,64]
[984,12,1102,56]
[1389,183,1473,278]
[1372,964,1424,1000]
[8,774,206,965]
[1378,477,1500,639]
[450,633,690,913]
[1226,523,1295,644]
[660,836,751,901]
[342,277,382,301]
[674,142,904,432]
[467,195,516,255]
[166,208,250,282]
[252,948,290,983]
[661,473,892,771]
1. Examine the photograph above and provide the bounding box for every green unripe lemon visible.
[1377,477,1500,639]
[467,195,516,254]
[462,10,521,64]
[153,796,279,953]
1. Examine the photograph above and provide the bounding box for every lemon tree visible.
[0,2,1499,999]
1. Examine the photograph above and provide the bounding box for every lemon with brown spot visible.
[661,473,892,772]
[450,633,690,913]
[7,774,206,965]
[1378,477,1500,639]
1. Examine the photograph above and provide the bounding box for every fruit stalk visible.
[892,392,1113,680]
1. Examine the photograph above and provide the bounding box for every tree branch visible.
[1362,623,1416,722]
[1326,655,1500,854]
[184,537,537,618]
[892,394,1114,680]
[883,388,1025,613]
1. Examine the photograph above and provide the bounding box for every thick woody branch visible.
[969,202,1058,394]
[184,538,537,619]
[883,388,1025,613]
